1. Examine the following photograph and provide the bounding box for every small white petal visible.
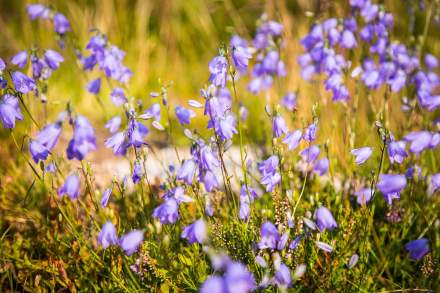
[316,241,333,253]
[293,264,306,279]
[152,121,165,131]
[348,253,359,269]
[139,113,153,120]
[183,129,193,139]
[303,218,317,230]
[188,99,203,108]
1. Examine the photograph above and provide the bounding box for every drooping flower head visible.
[230,35,252,74]
[313,158,329,175]
[354,188,372,205]
[351,147,373,165]
[404,131,433,154]
[0,94,23,129]
[315,206,337,231]
[200,261,255,293]
[281,92,297,111]
[12,71,36,94]
[100,188,112,207]
[104,131,128,156]
[119,230,144,256]
[29,140,50,163]
[104,116,121,133]
[87,78,101,95]
[11,51,28,69]
[388,140,407,164]
[66,115,97,160]
[208,56,228,88]
[405,238,430,261]
[54,13,71,35]
[152,198,179,224]
[300,145,320,163]
[29,122,62,163]
[44,49,64,70]
[58,174,80,200]
[27,4,50,20]
[258,155,281,192]
[273,115,288,138]
[175,105,195,125]
[181,219,207,244]
[258,221,287,251]
[98,221,118,249]
[377,174,406,204]
[283,130,302,150]
[177,159,197,185]
[132,162,143,184]
[304,123,317,142]
[273,263,292,289]
[110,87,127,106]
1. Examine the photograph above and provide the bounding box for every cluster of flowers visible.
[0,46,65,129]
[0,1,438,291]
[247,20,286,94]
[98,221,144,256]
[80,33,133,88]
[27,4,71,35]
[299,0,440,110]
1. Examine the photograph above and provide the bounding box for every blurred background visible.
[0,0,439,173]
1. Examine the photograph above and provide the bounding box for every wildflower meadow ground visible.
[0,0,439,292]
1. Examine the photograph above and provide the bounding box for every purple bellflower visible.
[175,105,195,125]
[110,87,127,106]
[27,4,50,20]
[140,103,161,121]
[351,147,372,165]
[313,158,329,175]
[54,13,71,35]
[12,71,36,94]
[230,35,252,74]
[0,94,23,129]
[132,162,143,184]
[177,159,197,185]
[119,230,144,256]
[315,206,337,231]
[300,145,320,163]
[104,116,121,133]
[181,219,207,244]
[377,174,406,204]
[404,131,432,154]
[258,155,281,192]
[11,51,28,68]
[282,92,297,111]
[405,238,430,261]
[87,78,101,94]
[273,115,288,138]
[44,49,64,70]
[58,174,80,200]
[283,130,302,150]
[98,221,118,249]
[100,188,112,207]
[152,198,179,224]
[273,263,292,289]
[304,123,317,142]
[388,140,407,164]
[66,115,97,160]
[258,221,288,250]
[209,56,228,88]
[200,261,255,293]
[354,188,373,205]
